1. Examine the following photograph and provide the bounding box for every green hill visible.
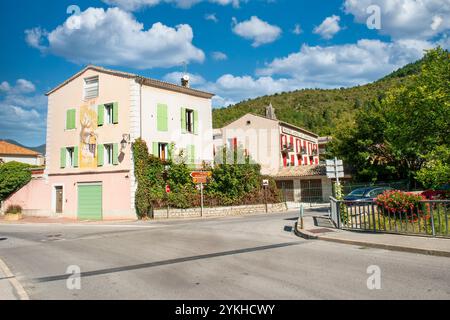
[212,58,423,136]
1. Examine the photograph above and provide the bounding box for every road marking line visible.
[0,223,157,229]
[0,257,29,300]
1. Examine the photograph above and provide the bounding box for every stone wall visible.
[153,203,288,220]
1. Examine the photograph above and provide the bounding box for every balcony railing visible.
[281,144,294,153]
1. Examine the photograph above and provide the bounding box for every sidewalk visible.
[0,215,137,225]
[295,216,450,257]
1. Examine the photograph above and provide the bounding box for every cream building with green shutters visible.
[2,65,214,220]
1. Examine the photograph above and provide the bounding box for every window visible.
[104,104,113,124]
[98,102,118,126]
[104,144,113,165]
[67,147,75,168]
[246,120,251,125]
[159,143,169,161]
[84,76,99,100]
[186,109,194,133]
[181,108,198,134]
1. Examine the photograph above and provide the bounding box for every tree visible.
[415,146,450,190]
[330,47,450,185]
[0,162,32,201]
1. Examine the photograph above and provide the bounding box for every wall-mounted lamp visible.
[121,134,131,152]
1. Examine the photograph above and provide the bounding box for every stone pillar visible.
[294,179,301,202]
[321,177,333,202]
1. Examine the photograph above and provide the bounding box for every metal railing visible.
[330,197,450,238]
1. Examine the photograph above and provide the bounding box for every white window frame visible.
[105,103,113,124]
[185,109,194,133]
[83,76,99,100]
[104,144,113,165]
[66,147,74,168]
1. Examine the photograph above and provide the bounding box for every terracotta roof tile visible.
[0,141,40,156]
[275,165,326,178]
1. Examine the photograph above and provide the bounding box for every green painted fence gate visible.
[78,183,103,220]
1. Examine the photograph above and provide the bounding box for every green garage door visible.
[78,184,102,220]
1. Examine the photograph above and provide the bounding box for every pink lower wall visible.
[2,172,135,220]
[2,176,52,216]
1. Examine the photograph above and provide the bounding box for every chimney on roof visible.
[265,103,277,120]
[181,74,190,88]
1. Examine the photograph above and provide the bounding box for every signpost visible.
[165,184,171,219]
[326,158,345,197]
[326,158,345,183]
[190,172,212,217]
[262,180,269,213]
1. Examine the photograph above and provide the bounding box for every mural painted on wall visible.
[79,104,98,169]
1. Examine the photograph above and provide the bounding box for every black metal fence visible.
[330,197,450,238]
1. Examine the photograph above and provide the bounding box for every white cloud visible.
[344,0,450,40]
[102,0,242,11]
[313,15,341,40]
[198,38,437,107]
[211,51,228,61]
[232,16,282,47]
[292,24,303,35]
[0,79,46,145]
[205,13,219,23]
[25,7,205,70]
[258,39,433,88]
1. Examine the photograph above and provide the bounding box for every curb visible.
[294,219,450,258]
[317,237,450,258]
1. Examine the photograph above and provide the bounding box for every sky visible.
[0,0,449,146]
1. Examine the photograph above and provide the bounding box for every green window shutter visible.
[112,102,119,124]
[66,110,70,129]
[168,143,175,161]
[193,110,199,135]
[113,143,119,165]
[157,104,168,132]
[181,108,186,134]
[71,110,76,129]
[97,144,104,167]
[152,142,159,157]
[60,148,66,168]
[97,105,104,126]
[191,145,196,164]
[73,146,79,168]
[66,109,75,130]
[187,145,195,164]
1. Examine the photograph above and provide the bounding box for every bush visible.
[421,190,450,200]
[6,205,22,214]
[0,162,32,201]
[376,190,427,220]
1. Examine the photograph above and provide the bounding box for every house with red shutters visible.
[213,104,333,203]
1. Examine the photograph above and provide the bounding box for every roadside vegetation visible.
[132,138,280,219]
[0,161,33,201]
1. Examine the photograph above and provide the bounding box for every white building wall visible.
[140,85,214,164]
[0,155,40,165]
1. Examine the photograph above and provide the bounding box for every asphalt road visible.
[0,210,449,300]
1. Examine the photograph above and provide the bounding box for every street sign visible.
[262,179,269,187]
[327,172,344,179]
[326,158,345,182]
[190,171,212,184]
[190,172,212,218]
[326,160,343,166]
